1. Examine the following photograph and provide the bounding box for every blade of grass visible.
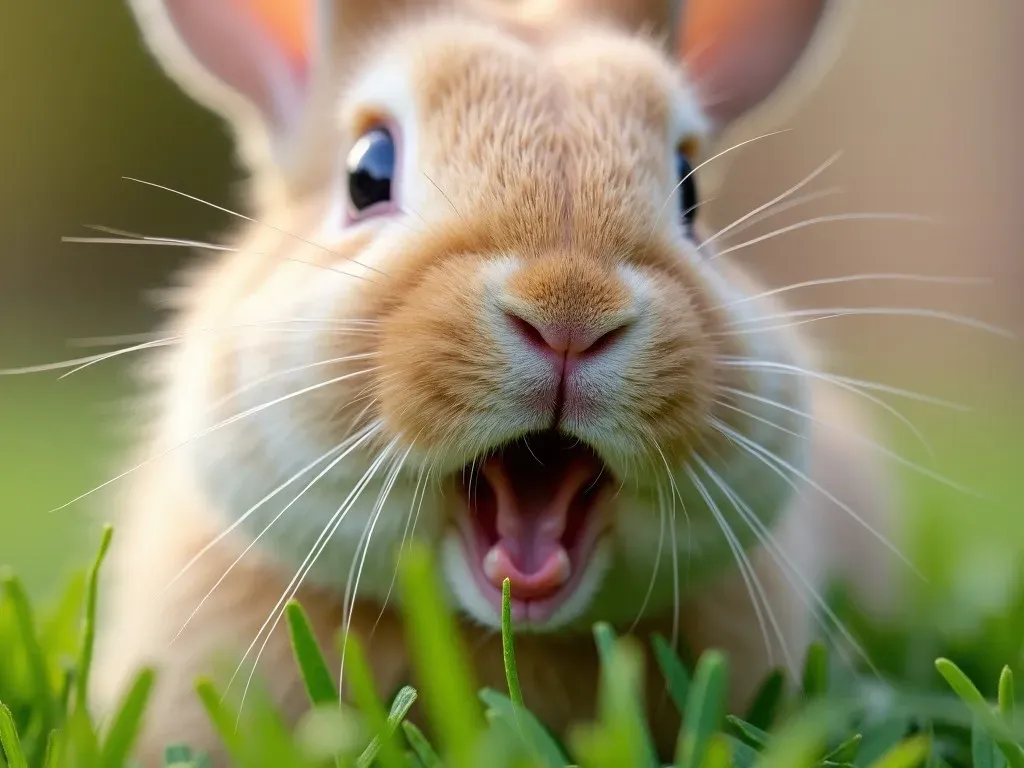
[1000,667,1015,721]
[595,625,659,768]
[822,733,862,763]
[344,634,405,768]
[936,658,1024,768]
[194,678,246,764]
[98,667,156,768]
[285,601,338,706]
[1,574,56,740]
[570,636,654,768]
[396,544,483,768]
[744,669,786,731]
[0,703,28,768]
[501,578,524,712]
[801,642,828,701]
[650,634,691,716]
[479,689,569,767]
[75,525,113,720]
[675,650,729,768]
[971,720,1005,768]
[401,721,442,768]
[867,734,931,768]
[43,730,61,768]
[725,715,768,748]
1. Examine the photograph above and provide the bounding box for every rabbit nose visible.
[504,311,631,359]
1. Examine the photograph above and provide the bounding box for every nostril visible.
[506,312,552,352]
[504,310,631,357]
[586,324,630,356]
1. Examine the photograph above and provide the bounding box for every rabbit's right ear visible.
[129,0,322,167]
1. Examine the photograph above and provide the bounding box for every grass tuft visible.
[3,527,1024,766]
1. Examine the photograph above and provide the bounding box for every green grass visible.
[4,522,1024,767]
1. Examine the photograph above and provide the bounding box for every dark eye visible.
[676,148,698,233]
[347,127,396,215]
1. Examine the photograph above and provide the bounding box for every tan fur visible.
[92,0,897,764]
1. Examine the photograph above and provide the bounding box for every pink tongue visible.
[479,452,599,600]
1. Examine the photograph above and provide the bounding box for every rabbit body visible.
[91,1,897,763]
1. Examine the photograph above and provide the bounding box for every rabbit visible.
[89,0,901,763]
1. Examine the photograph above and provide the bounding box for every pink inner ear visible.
[682,1,825,128]
[165,0,309,131]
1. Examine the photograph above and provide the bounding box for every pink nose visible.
[505,311,630,358]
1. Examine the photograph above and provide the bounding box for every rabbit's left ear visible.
[676,0,854,132]
[129,0,319,163]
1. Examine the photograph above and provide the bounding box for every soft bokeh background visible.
[1,0,1021,656]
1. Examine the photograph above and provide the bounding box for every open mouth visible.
[454,430,613,625]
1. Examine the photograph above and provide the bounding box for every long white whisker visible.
[372,460,427,636]
[207,352,377,413]
[339,441,413,696]
[650,129,792,238]
[721,360,938,457]
[712,187,845,245]
[697,151,843,253]
[717,389,985,498]
[708,213,934,260]
[121,176,390,278]
[717,357,968,410]
[725,307,1013,339]
[628,479,668,634]
[716,273,991,311]
[648,439,687,649]
[710,416,923,580]
[692,454,879,679]
[0,320,377,377]
[229,441,397,717]
[684,464,786,672]
[169,425,380,642]
[44,366,380,514]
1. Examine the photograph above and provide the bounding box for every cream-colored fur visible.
[91,0,899,764]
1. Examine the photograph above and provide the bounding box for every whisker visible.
[684,464,788,673]
[708,187,846,247]
[708,212,935,261]
[229,440,397,716]
[696,151,843,253]
[62,235,234,251]
[647,437,687,649]
[692,454,881,680]
[339,441,413,695]
[628,478,668,635]
[207,352,377,413]
[65,226,375,284]
[719,358,940,457]
[716,389,986,499]
[121,176,390,278]
[42,366,381,514]
[422,173,466,223]
[0,320,377,376]
[169,425,380,642]
[372,460,428,636]
[724,307,1013,339]
[709,416,924,580]
[717,357,969,410]
[715,272,992,311]
[650,129,793,240]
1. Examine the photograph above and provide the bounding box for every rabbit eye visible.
[347,127,396,215]
[676,148,698,233]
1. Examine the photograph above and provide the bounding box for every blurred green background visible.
[0,0,1022,660]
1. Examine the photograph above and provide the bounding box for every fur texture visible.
[91,0,898,764]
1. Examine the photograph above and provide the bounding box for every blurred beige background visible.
[0,0,1021,596]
